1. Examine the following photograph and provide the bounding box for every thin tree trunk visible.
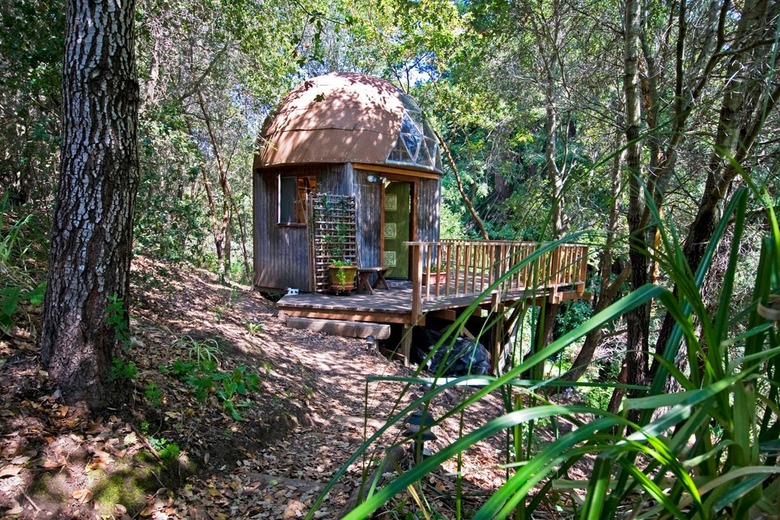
[622,0,650,394]
[201,167,224,270]
[564,140,627,382]
[434,128,489,239]
[652,0,779,373]
[41,0,139,408]
[197,91,251,280]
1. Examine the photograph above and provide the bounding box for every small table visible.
[357,267,390,294]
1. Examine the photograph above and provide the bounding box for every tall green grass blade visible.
[581,455,613,520]
[341,405,606,520]
[712,190,747,356]
[649,188,750,395]
[474,419,624,519]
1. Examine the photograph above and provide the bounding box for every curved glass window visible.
[387,94,442,171]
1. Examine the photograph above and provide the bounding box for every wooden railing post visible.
[410,243,423,321]
[577,245,588,294]
[550,245,561,302]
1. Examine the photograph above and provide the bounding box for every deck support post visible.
[490,292,506,375]
[401,241,426,367]
[400,326,413,366]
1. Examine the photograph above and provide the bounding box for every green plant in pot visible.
[328,259,357,293]
[422,261,448,287]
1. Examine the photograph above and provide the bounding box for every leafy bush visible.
[109,357,138,382]
[161,336,261,420]
[0,197,47,334]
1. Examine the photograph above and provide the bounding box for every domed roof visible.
[255,72,442,173]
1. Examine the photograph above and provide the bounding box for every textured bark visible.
[652,0,780,373]
[622,0,650,390]
[41,0,139,408]
[564,142,628,383]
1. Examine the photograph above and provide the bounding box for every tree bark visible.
[564,139,627,383]
[651,0,780,373]
[622,0,650,391]
[41,0,139,408]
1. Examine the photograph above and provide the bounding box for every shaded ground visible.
[0,257,515,519]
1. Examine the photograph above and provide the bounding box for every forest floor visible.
[0,257,519,519]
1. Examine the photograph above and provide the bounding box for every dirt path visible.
[0,258,506,519]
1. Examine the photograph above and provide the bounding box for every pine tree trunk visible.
[41,0,139,409]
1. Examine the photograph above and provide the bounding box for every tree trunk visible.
[563,121,626,383]
[41,0,139,409]
[651,0,780,374]
[622,0,650,391]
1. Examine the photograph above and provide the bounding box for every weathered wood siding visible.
[254,162,441,290]
[417,177,441,242]
[253,168,309,291]
[354,170,383,268]
[254,164,349,292]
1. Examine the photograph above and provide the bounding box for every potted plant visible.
[422,261,448,287]
[328,259,358,293]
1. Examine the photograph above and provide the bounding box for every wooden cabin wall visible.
[318,163,354,194]
[254,162,440,290]
[354,169,382,268]
[254,164,349,292]
[417,177,441,241]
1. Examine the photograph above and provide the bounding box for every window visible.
[386,94,442,171]
[279,175,316,225]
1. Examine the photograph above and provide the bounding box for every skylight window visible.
[387,94,441,171]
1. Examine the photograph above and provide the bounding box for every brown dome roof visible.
[255,73,441,172]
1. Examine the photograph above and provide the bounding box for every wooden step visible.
[284,316,391,339]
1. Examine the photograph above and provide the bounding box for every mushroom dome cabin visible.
[253,72,443,293]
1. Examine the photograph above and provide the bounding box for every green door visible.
[383,181,412,278]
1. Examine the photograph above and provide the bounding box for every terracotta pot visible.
[422,271,447,287]
[328,265,358,293]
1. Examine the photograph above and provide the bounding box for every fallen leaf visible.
[72,488,93,503]
[6,500,23,515]
[0,466,22,478]
[42,458,63,469]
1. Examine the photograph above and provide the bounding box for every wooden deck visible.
[277,239,589,366]
[277,280,585,326]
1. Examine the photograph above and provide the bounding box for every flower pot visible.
[422,271,447,287]
[328,265,358,293]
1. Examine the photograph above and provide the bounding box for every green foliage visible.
[106,295,130,347]
[0,282,45,331]
[147,436,181,461]
[0,197,47,334]
[109,357,139,382]
[242,319,265,335]
[0,0,63,203]
[134,114,208,264]
[554,300,593,339]
[144,382,163,406]
[161,336,261,421]
[313,188,780,519]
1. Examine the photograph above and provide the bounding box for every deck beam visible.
[285,317,391,339]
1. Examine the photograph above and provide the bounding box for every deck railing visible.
[405,240,589,322]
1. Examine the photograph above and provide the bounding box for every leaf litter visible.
[0,256,509,519]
